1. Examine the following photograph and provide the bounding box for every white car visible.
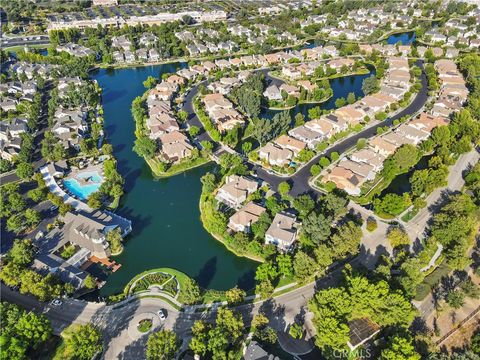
[157,309,166,321]
[51,299,62,306]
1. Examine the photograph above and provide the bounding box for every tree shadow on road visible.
[91,298,141,359]
[259,298,286,332]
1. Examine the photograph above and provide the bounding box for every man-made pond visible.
[93,64,258,296]
[92,60,377,296]
[263,66,376,120]
[387,31,416,45]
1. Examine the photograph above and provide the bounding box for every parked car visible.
[157,309,167,321]
[51,299,62,306]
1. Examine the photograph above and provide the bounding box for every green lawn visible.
[124,267,190,295]
[137,319,153,333]
[147,156,210,178]
[414,262,451,301]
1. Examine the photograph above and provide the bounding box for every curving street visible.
[0,54,447,359]
[255,59,429,195]
[182,60,429,196]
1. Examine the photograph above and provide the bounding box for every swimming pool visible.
[63,171,103,200]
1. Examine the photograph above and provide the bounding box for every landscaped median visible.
[124,267,186,296]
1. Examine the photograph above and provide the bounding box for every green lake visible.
[92,61,375,296]
[92,64,258,296]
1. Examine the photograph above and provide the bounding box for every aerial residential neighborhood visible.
[0,0,479,359]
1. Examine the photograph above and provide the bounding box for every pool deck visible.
[64,164,105,188]
[41,165,93,212]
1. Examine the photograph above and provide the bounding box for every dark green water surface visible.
[92,62,377,296]
[92,64,258,296]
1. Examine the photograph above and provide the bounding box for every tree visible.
[218,153,246,175]
[308,106,322,119]
[380,334,420,360]
[143,76,157,89]
[277,254,293,278]
[225,287,246,304]
[189,321,210,356]
[180,278,201,305]
[309,270,415,350]
[294,112,305,126]
[374,193,411,217]
[292,194,315,218]
[15,311,53,349]
[431,194,477,269]
[1,302,52,359]
[301,212,332,247]
[335,97,346,108]
[251,212,271,240]
[28,187,46,203]
[431,126,451,147]
[87,192,102,209]
[277,181,290,198]
[0,262,23,287]
[101,143,113,155]
[207,307,244,357]
[356,138,367,150]
[255,262,277,282]
[188,125,200,138]
[252,112,291,145]
[447,290,465,309]
[62,324,103,360]
[7,214,24,233]
[200,140,213,153]
[200,172,216,194]
[7,239,33,267]
[387,227,410,249]
[289,323,303,339]
[329,221,362,259]
[362,75,379,95]
[25,208,41,228]
[16,162,34,180]
[242,141,252,154]
[84,275,96,289]
[133,136,157,158]
[177,110,188,122]
[310,164,321,176]
[319,156,330,168]
[223,126,240,147]
[256,280,274,299]
[330,152,340,162]
[19,271,62,301]
[293,251,317,281]
[347,92,356,104]
[146,330,179,360]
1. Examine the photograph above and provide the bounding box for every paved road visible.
[404,149,480,242]
[181,60,428,197]
[256,59,429,195]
